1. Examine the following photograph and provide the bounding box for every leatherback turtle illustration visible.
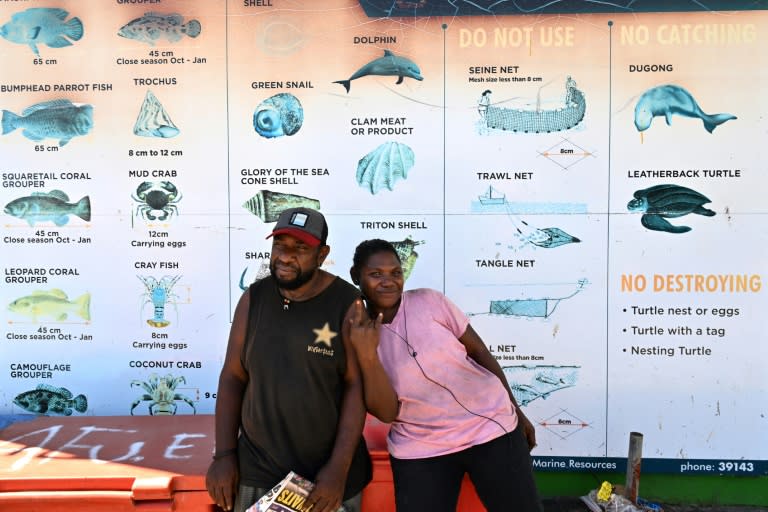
[627,184,715,234]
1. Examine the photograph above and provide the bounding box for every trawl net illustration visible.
[469,279,588,319]
[479,76,585,133]
[502,365,580,406]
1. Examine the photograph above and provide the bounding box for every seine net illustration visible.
[502,365,580,406]
[0,7,83,56]
[634,84,736,134]
[138,275,181,328]
[13,383,87,416]
[134,90,180,138]
[334,49,423,93]
[356,141,414,194]
[8,289,91,322]
[627,183,715,233]
[4,190,90,226]
[2,99,93,146]
[478,76,585,134]
[468,279,588,319]
[253,93,304,139]
[118,12,201,46]
[130,373,196,415]
[243,190,320,222]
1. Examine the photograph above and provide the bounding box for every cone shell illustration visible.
[253,93,304,138]
[356,141,414,194]
[133,90,179,138]
[243,189,320,222]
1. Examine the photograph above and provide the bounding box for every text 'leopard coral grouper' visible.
[2,99,93,146]
[0,8,83,56]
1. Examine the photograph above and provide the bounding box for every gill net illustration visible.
[468,279,588,319]
[482,77,585,133]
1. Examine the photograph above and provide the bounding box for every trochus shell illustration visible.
[133,90,179,138]
[243,189,320,222]
[356,141,414,194]
[253,93,303,138]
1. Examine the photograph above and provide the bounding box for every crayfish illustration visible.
[138,274,181,327]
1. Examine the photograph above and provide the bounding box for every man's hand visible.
[205,455,239,511]
[305,463,346,512]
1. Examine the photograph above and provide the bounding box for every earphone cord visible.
[383,305,509,436]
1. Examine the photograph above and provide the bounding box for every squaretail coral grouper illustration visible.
[118,12,201,45]
[8,289,91,322]
[334,49,423,93]
[14,384,88,416]
[0,8,83,56]
[634,84,736,133]
[4,190,90,226]
[2,99,93,146]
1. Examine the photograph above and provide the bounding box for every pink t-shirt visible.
[377,289,518,459]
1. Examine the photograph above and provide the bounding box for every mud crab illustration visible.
[138,274,181,327]
[130,373,196,415]
[132,181,181,224]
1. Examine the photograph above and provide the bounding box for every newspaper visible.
[246,471,316,512]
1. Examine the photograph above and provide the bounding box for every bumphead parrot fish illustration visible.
[334,49,423,93]
[634,85,736,134]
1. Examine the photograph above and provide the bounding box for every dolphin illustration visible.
[334,49,423,93]
[634,84,736,134]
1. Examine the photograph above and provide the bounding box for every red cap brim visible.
[266,228,322,247]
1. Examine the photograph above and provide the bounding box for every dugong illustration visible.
[634,85,736,134]
[334,49,423,93]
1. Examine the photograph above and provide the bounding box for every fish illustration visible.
[634,85,736,134]
[4,190,90,226]
[8,289,91,322]
[2,99,93,146]
[334,49,423,93]
[14,383,88,416]
[0,8,83,56]
[118,12,201,46]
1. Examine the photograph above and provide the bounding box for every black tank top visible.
[238,275,371,498]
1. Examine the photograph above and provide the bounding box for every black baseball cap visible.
[266,207,328,247]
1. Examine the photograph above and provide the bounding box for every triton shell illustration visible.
[634,84,736,133]
[253,93,303,138]
[2,99,92,146]
[242,190,320,222]
[390,236,424,280]
[4,190,90,226]
[356,141,414,194]
[627,184,715,234]
[133,90,179,138]
[14,383,87,416]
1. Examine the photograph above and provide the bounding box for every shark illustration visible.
[334,49,423,93]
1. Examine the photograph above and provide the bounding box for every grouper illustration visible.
[334,49,423,93]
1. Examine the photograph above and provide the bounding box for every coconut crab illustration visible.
[130,373,196,415]
[138,274,181,327]
[132,181,181,226]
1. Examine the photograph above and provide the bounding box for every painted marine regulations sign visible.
[1,0,766,476]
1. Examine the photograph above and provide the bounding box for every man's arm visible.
[305,300,370,512]
[205,290,250,511]
[459,324,537,450]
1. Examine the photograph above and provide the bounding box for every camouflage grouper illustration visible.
[14,383,87,416]
[627,184,715,234]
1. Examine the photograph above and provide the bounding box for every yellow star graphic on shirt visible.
[313,322,337,348]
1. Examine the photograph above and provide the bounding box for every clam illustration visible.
[133,90,179,138]
[627,184,715,233]
[253,93,303,138]
[356,141,414,194]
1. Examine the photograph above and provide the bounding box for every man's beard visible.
[271,262,316,290]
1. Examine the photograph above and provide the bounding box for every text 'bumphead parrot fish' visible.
[0,7,83,56]
[2,99,93,146]
[633,84,736,134]
[334,49,423,93]
[118,12,201,46]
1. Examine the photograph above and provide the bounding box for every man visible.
[206,207,371,512]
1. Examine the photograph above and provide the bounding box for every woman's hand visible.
[348,299,382,363]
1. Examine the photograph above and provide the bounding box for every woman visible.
[346,239,542,512]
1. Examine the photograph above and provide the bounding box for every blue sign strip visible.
[532,457,767,475]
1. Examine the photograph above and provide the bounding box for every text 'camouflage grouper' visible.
[4,190,90,226]
[118,12,201,46]
[628,184,715,234]
[334,49,423,93]
[14,384,88,416]
[634,85,736,134]
[0,8,83,56]
[8,289,91,322]
[2,99,93,146]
